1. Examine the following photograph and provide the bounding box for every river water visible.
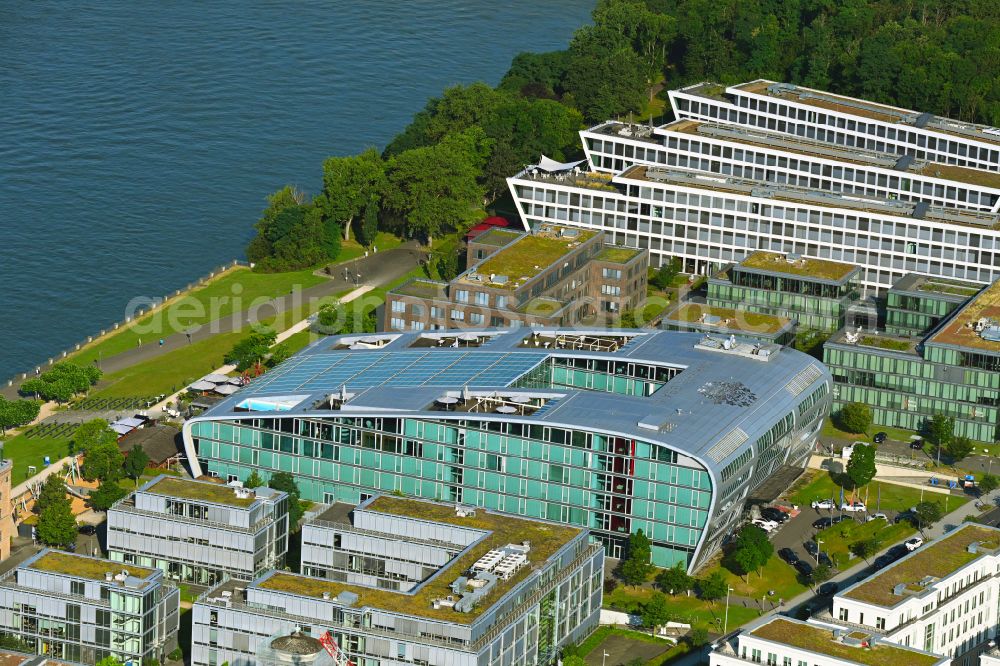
[0,1,593,379]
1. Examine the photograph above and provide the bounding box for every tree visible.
[316,148,386,241]
[928,413,956,450]
[641,591,672,632]
[619,529,654,586]
[123,445,149,487]
[846,443,876,489]
[723,525,773,580]
[0,397,40,435]
[73,418,120,456]
[19,363,100,403]
[979,473,999,496]
[688,627,709,647]
[89,478,127,512]
[383,128,492,244]
[837,402,872,434]
[80,427,125,483]
[96,657,124,666]
[35,475,68,515]
[357,197,380,248]
[812,563,833,585]
[656,562,693,595]
[37,489,77,548]
[561,658,586,666]
[245,470,264,489]
[946,436,974,463]
[267,343,293,369]
[850,537,879,562]
[698,570,728,603]
[269,471,305,528]
[914,500,944,530]
[225,328,278,372]
[435,250,460,281]
[650,258,681,291]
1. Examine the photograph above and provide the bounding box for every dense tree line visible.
[20,362,101,403]
[247,0,1000,268]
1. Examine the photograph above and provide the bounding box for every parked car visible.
[910,439,924,450]
[813,517,833,529]
[887,544,909,560]
[873,432,888,444]
[866,512,888,522]
[841,501,867,513]
[830,514,851,525]
[817,552,833,568]
[905,537,924,551]
[804,540,818,556]
[894,511,916,525]
[874,554,894,568]
[752,518,779,532]
[778,548,800,565]
[760,507,789,523]
[794,560,814,577]
[818,582,839,596]
[811,499,835,510]
[78,524,97,536]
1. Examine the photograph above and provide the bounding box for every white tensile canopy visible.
[536,155,588,172]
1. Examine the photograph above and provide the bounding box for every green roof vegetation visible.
[391,279,448,299]
[930,279,1000,351]
[918,162,1000,190]
[917,281,981,298]
[518,297,564,315]
[596,247,642,263]
[148,476,256,507]
[258,497,581,623]
[475,229,596,290]
[668,303,789,334]
[474,228,521,247]
[750,618,940,666]
[859,336,914,352]
[741,251,856,282]
[31,551,154,582]
[843,524,1000,607]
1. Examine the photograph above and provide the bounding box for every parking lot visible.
[768,503,903,567]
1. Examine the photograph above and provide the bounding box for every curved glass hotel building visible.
[183,328,831,571]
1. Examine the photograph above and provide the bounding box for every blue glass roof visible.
[241,350,544,395]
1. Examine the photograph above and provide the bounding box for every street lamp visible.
[815,538,824,565]
[723,585,735,634]
[602,651,610,666]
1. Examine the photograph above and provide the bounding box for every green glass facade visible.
[708,265,860,332]
[824,342,1000,442]
[189,415,711,568]
[884,276,979,337]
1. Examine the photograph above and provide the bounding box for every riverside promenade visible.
[0,244,426,400]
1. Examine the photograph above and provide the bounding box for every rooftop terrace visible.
[29,551,154,583]
[473,228,521,248]
[257,497,581,623]
[891,274,981,301]
[665,302,790,335]
[749,618,940,666]
[842,524,1000,607]
[470,227,596,291]
[928,279,1000,352]
[391,279,449,300]
[740,251,856,282]
[147,476,257,508]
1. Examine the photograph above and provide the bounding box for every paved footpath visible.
[1,244,426,400]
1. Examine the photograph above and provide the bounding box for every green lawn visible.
[603,585,760,633]
[814,519,915,568]
[336,232,403,263]
[787,469,940,513]
[92,332,243,398]
[4,433,73,485]
[71,267,326,368]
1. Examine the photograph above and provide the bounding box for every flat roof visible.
[842,524,1000,607]
[596,246,643,263]
[470,227,596,291]
[257,497,581,623]
[749,617,941,666]
[927,279,1000,352]
[391,279,448,300]
[146,476,257,507]
[28,550,154,582]
[740,251,857,282]
[473,228,521,247]
[192,328,830,480]
[665,303,790,334]
[890,273,981,301]
[664,120,1000,190]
